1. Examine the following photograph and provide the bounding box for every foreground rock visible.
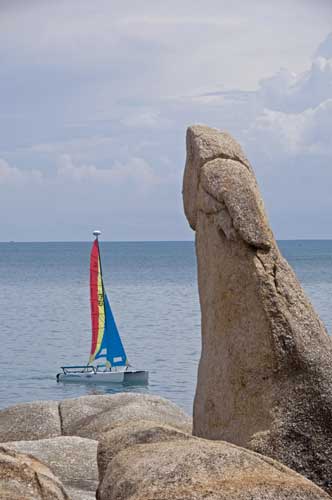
[0,393,329,499]
[98,435,329,500]
[0,400,61,441]
[60,393,192,440]
[97,420,192,484]
[0,445,69,499]
[0,393,191,499]
[3,436,98,500]
[183,124,332,493]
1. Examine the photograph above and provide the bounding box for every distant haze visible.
[0,1,331,241]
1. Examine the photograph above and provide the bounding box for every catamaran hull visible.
[56,370,148,385]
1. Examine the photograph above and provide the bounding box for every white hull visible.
[57,369,148,385]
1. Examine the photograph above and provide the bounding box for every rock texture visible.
[0,445,70,499]
[0,400,61,442]
[60,393,192,440]
[98,435,329,500]
[0,393,191,500]
[0,393,330,499]
[3,436,98,500]
[183,124,332,493]
[97,420,192,485]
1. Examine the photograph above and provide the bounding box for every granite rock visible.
[3,436,98,500]
[0,445,70,499]
[60,393,191,440]
[0,400,61,442]
[97,420,192,486]
[183,124,332,493]
[98,438,329,500]
[183,124,251,231]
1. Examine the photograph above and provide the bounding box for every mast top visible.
[93,230,101,239]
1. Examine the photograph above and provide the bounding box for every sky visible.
[0,0,331,241]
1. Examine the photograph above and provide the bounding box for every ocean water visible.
[0,240,331,415]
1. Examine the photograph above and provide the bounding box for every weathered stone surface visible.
[97,420,192,485]
[201,158,272,249]
[3,436,98,500]
[0,400,61,442]
[60,393,191,440]
[183,124,332,493]
[183,124,252,231]
[0,445,70,499]
[98,438,329,500]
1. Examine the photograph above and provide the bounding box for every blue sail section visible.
[95,294,128,367]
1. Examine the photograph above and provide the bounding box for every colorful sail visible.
[89,237,128,367]
[89,239,106,363]
[96,294,128,367]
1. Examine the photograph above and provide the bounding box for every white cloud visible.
[315,32,332,59]
[187,32,332,161]
[1,0,330,93]
[0,4,331,240]
[301,98,332,155]
[120,110,161,129]
[0,154,162,190]
[56,154,160,187]
[258,56,332,113]
[246,56,332,157]
[0,158,42,185]
[28,136,115,155]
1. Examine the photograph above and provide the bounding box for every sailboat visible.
[56,231,149,384]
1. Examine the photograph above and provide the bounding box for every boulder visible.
[3,436,98,500]
[98,438,329,500]
[97,420,192,484]
[183,124,332,493]
[60,393,191,440]
[0,400,61,441]
[0,445,70,499]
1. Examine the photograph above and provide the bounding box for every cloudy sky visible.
[0,0,331,241]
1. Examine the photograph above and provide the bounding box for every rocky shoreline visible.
[0,392,329,499]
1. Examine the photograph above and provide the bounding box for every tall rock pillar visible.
[183,124,332,493]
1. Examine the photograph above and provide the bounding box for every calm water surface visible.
[0,240,331,414]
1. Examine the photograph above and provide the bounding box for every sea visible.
[0,240,331,415]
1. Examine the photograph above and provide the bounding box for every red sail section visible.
[89,239,105,362]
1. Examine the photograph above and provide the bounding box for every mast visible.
[94,231,106,312]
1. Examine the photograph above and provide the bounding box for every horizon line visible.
[1,238,332,244]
